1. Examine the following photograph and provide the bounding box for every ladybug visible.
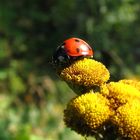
[52,37,94,67]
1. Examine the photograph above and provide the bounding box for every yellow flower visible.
[100,84,109,96]
[64,92,112,136]
[101,82,140,109]
[111,99,140,140]
[59,58,110,93]
[119,79,140,91]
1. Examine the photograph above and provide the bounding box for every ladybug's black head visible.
[52,45,82,69]
[52,46,70,68]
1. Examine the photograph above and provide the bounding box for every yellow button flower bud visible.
[64,92,112,136]
[119,79,140,91]
[111,99,140,140]
[101,82,140,109]
[59,58,110,94]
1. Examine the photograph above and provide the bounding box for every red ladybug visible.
[52,37,94,67]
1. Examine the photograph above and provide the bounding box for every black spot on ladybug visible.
[75,39,80,42]
[76,48,80,53]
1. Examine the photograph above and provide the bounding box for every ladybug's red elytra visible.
[52,37,94,67]
[63,38,93,56]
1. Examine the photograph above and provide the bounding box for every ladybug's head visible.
[52,37,94,68]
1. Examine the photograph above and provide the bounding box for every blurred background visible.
[0,0,140,139]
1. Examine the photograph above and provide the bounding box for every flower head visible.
[111,99,140,140]
[119,79,140,92]
[64,92,112,136]
[101,82,140,109]
[58,58,110,93]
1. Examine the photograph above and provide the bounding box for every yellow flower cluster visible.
[64,92,112,136]
[101,82,140,109]
[112,99,140,140]
[56,57,140,139]
[119,79,140,91]
[59,58,110,90]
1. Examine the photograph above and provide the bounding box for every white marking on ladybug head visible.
[58,56,65,62]
[61,45,64,49]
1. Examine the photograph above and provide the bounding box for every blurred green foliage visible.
[0,0,140,139]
